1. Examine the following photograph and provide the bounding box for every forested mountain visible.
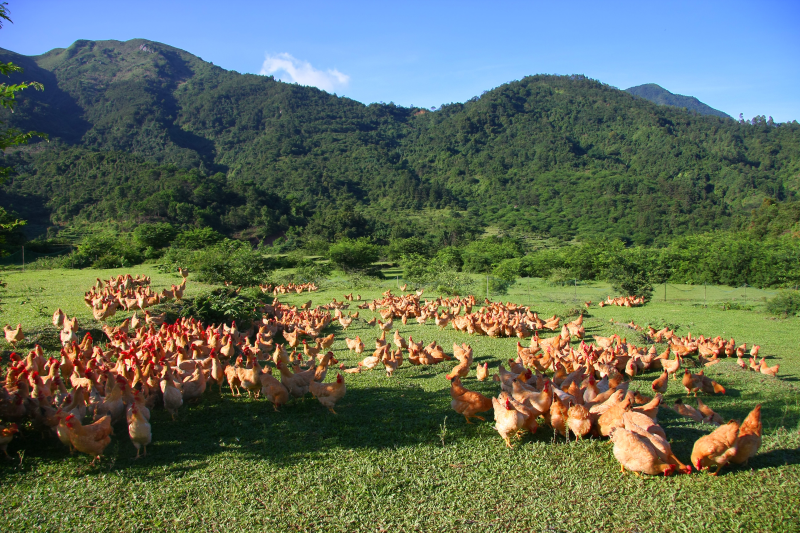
[625,83,731,119]
[1,38,798,245]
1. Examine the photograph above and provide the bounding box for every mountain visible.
[1,39,798,246]
[625,83,731,119]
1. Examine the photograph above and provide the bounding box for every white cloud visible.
[260,53,350,92]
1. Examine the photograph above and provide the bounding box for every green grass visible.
[0,267,799,532]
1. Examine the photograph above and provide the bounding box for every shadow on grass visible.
[1,382,490,477]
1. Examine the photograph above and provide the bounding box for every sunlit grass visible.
[0,267,798,532]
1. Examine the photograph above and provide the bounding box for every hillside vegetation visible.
[0,39,799,245]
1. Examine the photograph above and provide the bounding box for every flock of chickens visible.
[0,273,780,477]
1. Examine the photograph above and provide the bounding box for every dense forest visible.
[1,38,799,251]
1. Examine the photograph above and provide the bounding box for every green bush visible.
[59,233,145,269]
[461,237,523,273]
[765,290,800,317]
[133,222,177,249]
[295,259,333,282]
[180,287,263,329]
[173,227,225,250]
[192,241,272,286]
[327,238,379,271]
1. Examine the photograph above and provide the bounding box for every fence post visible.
[704,283,707,306]
[21,245,24,271]
[664,282,666,302]
[574,279,577,300]
[744,283,747,305]
[486,276,489,300]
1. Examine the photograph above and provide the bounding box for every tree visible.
[327,238,379,271]
[0,2,47,309]
[0,3,47,185]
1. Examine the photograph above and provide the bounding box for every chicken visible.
[237,356,264,398]
[181,362,207,402]
[260,372,289,411]
[476,362,489,382]
[567,404,593,439]
[549,393,569,437]
[277,360,315,398]
[309,373,346,414]
[64,414,113,465]
[345,336,365,354]
[128,404,152,458]
[682,369,703,396]
[360,348,384,371]
[696,398,723,426]
[622,412,690,473]
[730,404,762,466]
[610,427,677,476]
[52,309,65,328]
[699,373,726,395]
[492,396,526,447]
[511,379,552,416]
[445,355,471,381]
[0,423,19,458]
[691,420,740,475]
[623,411,667,440]
[598,396,632,437]
[392,330,408,350]
[672,398,705,423]
[4,324,24,346]
[449,376,492,423]
[631,393,662,422]
[759,358,780,377]
[651,370,668,394]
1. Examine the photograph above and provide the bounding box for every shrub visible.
[180,287,263,328]
[192,241,272,286]
[133,222,177,249]
[765,290,800,317]
[295,259,333,282]
[327,238,379,271]
[461,237,523,273]
[173,227,225,250]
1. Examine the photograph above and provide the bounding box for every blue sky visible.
[2,0,799,121]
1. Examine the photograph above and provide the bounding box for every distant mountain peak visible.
[625,83,731,119]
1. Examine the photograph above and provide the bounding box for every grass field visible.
[1,267,799,532]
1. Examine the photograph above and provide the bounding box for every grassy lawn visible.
[0,267,798,532]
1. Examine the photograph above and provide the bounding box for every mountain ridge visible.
[625,83,731,119]
[1,39,798,245]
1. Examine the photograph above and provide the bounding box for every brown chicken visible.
[672,398,705,423]
[65,414,113,465]
[260,371,289,411]
[492,396,526,447]
[691,420,740,475]
[181,361,207,402]
[475,362,489,381]
[682,369,703,395]
[4,324,24,346]
[309,373,346,414]
[598,396,632,437]
[696,398,723,426]
[128,404,152,459]
[0,423,19,457]
[759,358,780,377]
[449,376,492,423]
[567,403,593,439]
[622,413,690,474]
[610,427,677,476]
[730,404,762,465]
[651,370,668,394]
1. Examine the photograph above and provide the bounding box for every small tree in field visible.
[328,238,379,272]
